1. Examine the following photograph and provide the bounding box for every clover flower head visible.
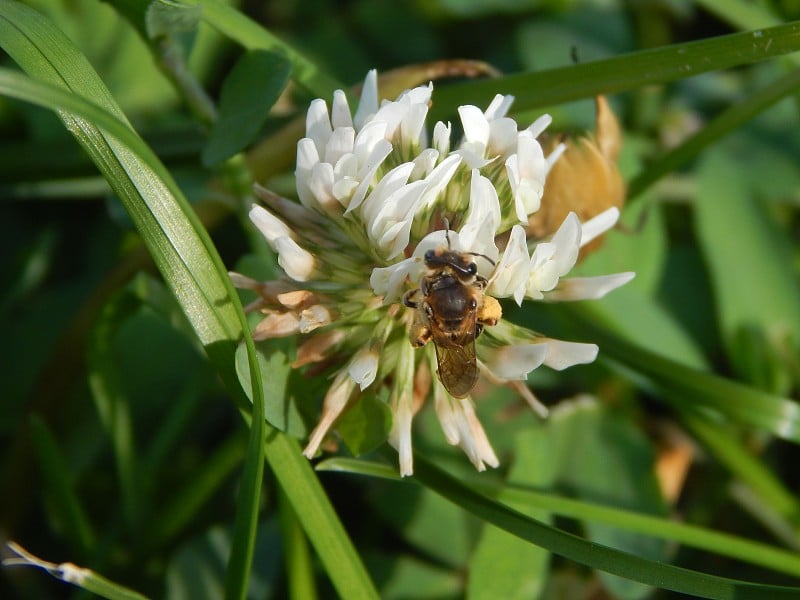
[233,69,634,476]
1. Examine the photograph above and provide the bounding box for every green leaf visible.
[695,149,800,394]
[430,20,800,119]
[336,392,392,456]
[370,481,475,568]
[202,50,291,166]
[234,341,310,437]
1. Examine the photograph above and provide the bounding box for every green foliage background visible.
[2,0,800,598]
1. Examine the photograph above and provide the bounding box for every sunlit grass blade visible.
[696,0,782,30]
[0,66,377,599]
[324,455,800,598]
[3,542,148,600]
[175,0,341,97]
[318,457,800,578]
[0,3,377,598]
[627,67,800,201]
[430,20,800,118]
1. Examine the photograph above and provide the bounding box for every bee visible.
[403,233,502,398]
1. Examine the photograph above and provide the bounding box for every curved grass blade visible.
[318,457,800,579]
[430,20,800,118]
[557,305,800,444]
[0,65,377,600]
[409,456,800,599]
[3,542,148,600]
[0,3,376,597]
[627,67,800,201]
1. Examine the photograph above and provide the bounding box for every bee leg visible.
[409,319,432,347]
[403,288,422,308]
[478,295,502,327]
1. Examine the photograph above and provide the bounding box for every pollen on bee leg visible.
[478,295,502,326]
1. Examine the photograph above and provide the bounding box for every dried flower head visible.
[232,70,634,476]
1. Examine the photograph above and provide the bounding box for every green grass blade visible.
[695,0,782,30]
[0,3,376,597]
[225,332,266,600]
[279,490,319,600]
[3,542,148,600]
[318,458,800,578]
[627,67,800,201]
[0,66,377,598]
[412,456,800,598]
[559,305,800,444]
[430,20,800,118]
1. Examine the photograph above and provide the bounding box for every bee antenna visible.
[443,217,452,248]
[468,251,496,266]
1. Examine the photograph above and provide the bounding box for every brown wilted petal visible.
[298,305,333,333]
[277,290,317,310]
[412,359,431,412]
[528,96,624,256]
[230,271,296,307]
[293,330,347,368]
[253,311,300,340]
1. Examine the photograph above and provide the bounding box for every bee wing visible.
[432,312,479,399]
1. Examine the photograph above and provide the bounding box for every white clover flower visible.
[233,70,634,476]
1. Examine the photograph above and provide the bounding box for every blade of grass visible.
[0,65,377,599]
[318,458,800,579]
[430,20,800,118]
[322,455,800,598]
[279,489,318,600]
[225,331,266,600]
[627,67,800,201]
[557,304,800,444]
[695,0,782,30]
[0,3,377,597]
[3,542,148,600]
